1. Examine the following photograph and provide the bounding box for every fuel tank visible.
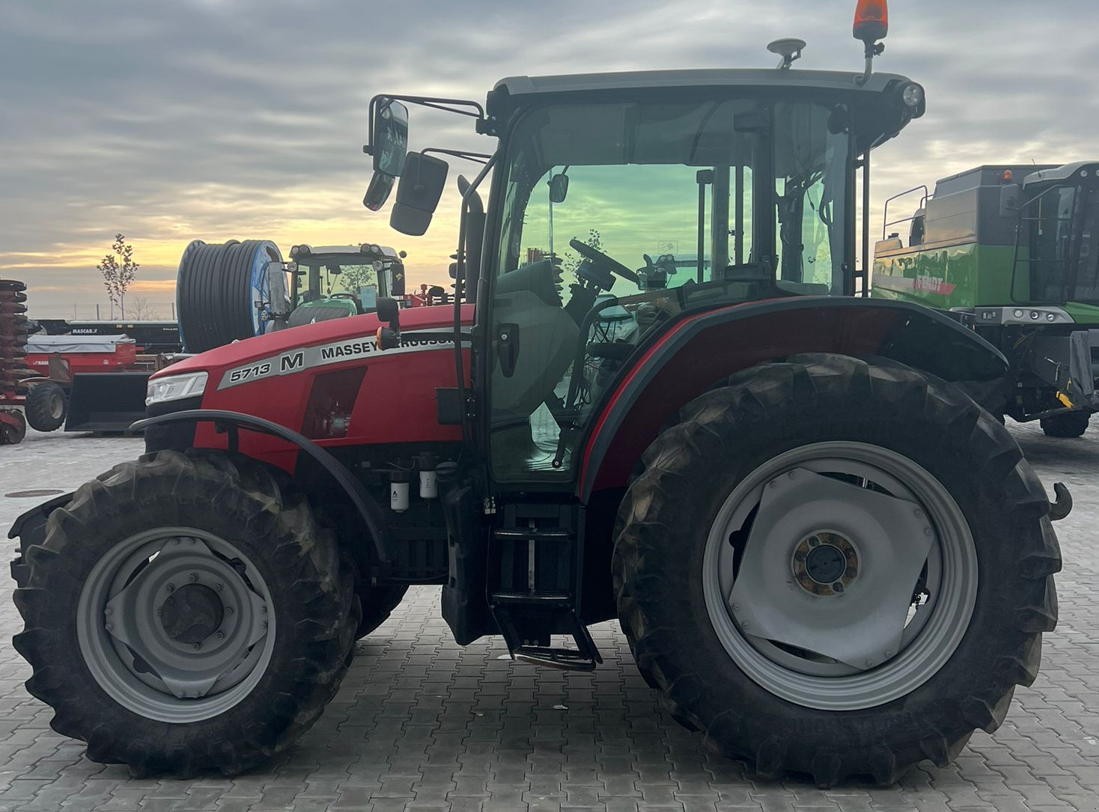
[153,304,473,468]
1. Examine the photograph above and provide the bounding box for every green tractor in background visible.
[874,162,1099,436]
[285,243,408,327]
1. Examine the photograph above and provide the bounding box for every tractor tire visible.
[1040,411,1090,438]
[354,584,407,639]
[25,381,66,432]
[13,449,359,776]
[612,353,1060,786]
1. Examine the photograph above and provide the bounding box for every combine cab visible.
[10,1,1063,786]
[874,162,1099,436]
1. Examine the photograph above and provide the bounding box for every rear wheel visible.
[13,450,358,776]
[1040,411,1090,438]
[613,354,1060,786]
[25,381,66,432]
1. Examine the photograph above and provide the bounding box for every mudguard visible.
[578,297,1010,501]
[131,409,393,562]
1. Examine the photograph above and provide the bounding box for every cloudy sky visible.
[2,0,1095,319]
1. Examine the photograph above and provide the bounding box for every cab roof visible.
[493,68,913,98]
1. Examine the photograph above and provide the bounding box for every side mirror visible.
[371,99,409,177]
[376,296,400,324]
[1000,183,1021,217]
[549,173,569,204]
[391,153,449,236]
[363,172,395,211]
[375,296,401,350]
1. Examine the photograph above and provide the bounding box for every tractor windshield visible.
[488,96,852,481]
[292,257,387,311]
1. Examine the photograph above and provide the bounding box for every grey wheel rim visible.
[48,393,63,420]
[702,442,978,711]
[77,527,275,723]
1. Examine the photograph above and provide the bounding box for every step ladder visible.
[488,503,602,671]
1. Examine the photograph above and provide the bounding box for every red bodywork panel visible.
[158,305,474,472]
[579,303,907,497]
[26,343,137,375]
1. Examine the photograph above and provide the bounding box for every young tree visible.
[336,264,375,296]
[97,234,140,319]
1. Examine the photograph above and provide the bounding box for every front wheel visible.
[613,354,1060,786]
[14,450,358,776]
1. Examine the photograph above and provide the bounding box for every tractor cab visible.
[285,243,407,327]
[364,49,927,484]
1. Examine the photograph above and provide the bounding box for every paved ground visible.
[0,424,1096,812]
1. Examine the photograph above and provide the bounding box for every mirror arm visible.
[422,147,493,165]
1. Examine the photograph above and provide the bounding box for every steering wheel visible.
[570,238,640,285]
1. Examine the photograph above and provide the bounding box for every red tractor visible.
[10,2,1063,785]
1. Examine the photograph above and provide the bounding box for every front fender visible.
[132,409,393,562]
[578,297,1009,501]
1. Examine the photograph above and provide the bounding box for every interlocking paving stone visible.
[0,423,1097,810]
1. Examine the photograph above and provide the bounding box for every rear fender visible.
[578,297,1009,500]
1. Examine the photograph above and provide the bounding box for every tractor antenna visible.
[767,38,806,70]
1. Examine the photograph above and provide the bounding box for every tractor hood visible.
[156,303,474,382]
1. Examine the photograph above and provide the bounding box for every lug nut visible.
[214,583,222,592]
[259,605,267,614]
[216,631,225,640]
[808,536,820,547]
[166,583,175,593]
[924,527,933,537]
[190,573,198,583]
[193,643,202,650]
[105,623,113,631]
[914,509,924,519]
[832,582,844,593]
[104,607,112,616]
[225,606,233,615]
[166,597,175,606]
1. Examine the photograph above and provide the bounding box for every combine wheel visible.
[13,450,358,776]
[613,354,1060,786]
[1040,411,1090,438]
[25,381,67,432]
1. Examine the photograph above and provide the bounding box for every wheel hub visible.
[793,532,858,595]
[160,584,224,645]
[78,531,275,722]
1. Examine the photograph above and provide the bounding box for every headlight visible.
[146,371,208,406]
[902,82,925,108]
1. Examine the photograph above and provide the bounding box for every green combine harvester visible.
[874,162,1099,436]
